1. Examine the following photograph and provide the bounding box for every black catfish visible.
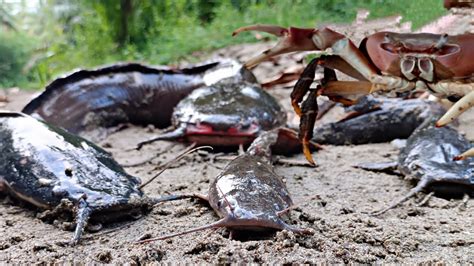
[357,118,474,215]
[22,60,256,140]
[137,128,312,243]
[136,80,287,149]
[0,111,169,245]
[313,96,446,145]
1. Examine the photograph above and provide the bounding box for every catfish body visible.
[138,129,310,243]
[398,120,474,198]
[357,118,474,214]
[23,60,255,140]
[137,80,287,148]
[313,96,446,145]
[208,154,294,232]
[0,112,151,244]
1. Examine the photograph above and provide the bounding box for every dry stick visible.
[139,143,212,190]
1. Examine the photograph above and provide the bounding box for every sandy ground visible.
[1,9,474,264]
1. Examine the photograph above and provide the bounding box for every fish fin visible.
[136,125,187,150]
[70,197,92,246]
[135,218,228,244]
[354,161,400,175]
[180,61,220,74]
[371,177,430,216]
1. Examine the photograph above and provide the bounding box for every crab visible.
[233,25,474,164]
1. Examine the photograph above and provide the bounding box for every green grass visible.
[143,0,446,64]
[2,0,446,89]
[362,0,447,29]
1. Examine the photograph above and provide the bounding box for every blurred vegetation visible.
[0,0,446,89]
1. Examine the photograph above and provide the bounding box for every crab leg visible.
[436,90,474,127]
[291,57,318,116]
[300,89,318,165]
[293,59,375,164]
[292,55,375,113]
[323,81,375,100]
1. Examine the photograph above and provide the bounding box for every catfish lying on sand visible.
[136,79,288,149]
[356,118,474,215]
[312,96,446,145]
[22,60,255,141]
[0,111,181,245]
[137,128,312,243]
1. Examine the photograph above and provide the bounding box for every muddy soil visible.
[1,9,473,264]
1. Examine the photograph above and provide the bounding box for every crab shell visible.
[364,32,474,81]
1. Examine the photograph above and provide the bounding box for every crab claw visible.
[453,147,474,161]
[233,24,317,68]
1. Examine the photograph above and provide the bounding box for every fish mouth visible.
[186,123,261,137]
[184,123,262,147]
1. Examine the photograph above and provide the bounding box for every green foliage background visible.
[0,0,446,89]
